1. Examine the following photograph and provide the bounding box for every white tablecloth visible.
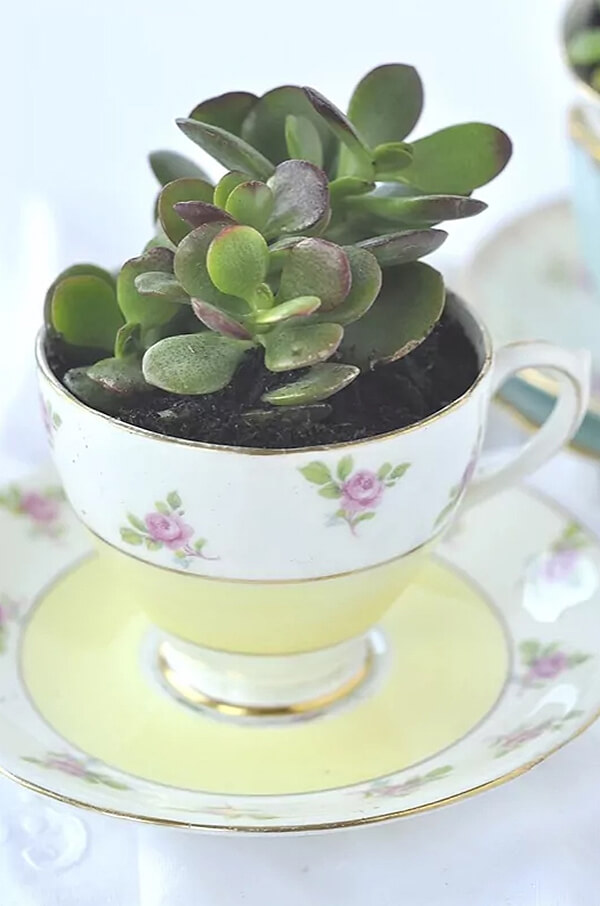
[1,405,599,905]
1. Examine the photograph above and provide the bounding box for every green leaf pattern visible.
[22,752,129,791]
[299,456,411,535]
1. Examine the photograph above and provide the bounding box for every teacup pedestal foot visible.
[156,632,380,721]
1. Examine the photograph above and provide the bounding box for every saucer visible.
[0,470,599,834]
[462,199,600,457]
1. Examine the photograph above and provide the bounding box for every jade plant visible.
[567,2,600,90]
[45,65,512,418]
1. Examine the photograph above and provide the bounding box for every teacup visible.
[36,293,590,718]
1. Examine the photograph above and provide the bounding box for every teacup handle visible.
[465,341,591,507]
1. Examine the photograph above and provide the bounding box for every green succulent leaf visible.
[267,236,307,274]
[241,85,336,167]
[397,123,513,195]
[189,91,258,136]
[143,229,176,253]
[252,295,321,325]
[87,357,152,395]
[568,29,600,66]
[51,275,124,351]
[206,225,269,298]
[303,86,374,179]
[44,264,115,329]
[315,246,382,326]
[191,298,252,340]
[285,115,323,167]
[117,247,177,328]
[142,333,252,395]
[373,142,413,180]
[176,118,275,180]
[266,160,330,236]
[174,221,240,307]
[149,150,211,187]
[213,170,248,209]
[172,200,236,229]
[346,64,424,146]
[357,229,448,266]
[278,238,351,311]
[63,367,126,414]
[134,272,190,306]
[262,363,359,405]
[344,193,487,226]
[263,321,343,372]
[225,181,274,232]
[243,404,331,428]
[114,322,143,359]
[340,261,445,369]
[157,177,215,244]
[329,177,375,204]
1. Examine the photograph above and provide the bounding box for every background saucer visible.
[462,199,600,457]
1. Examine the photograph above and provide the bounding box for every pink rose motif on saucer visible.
[517,639,589,690]
[0,484,65,538]
[120,491,217,567]
[300,456,410,535]
[364,765,452,799]
[22,752,129,790]
[491,710,582,758]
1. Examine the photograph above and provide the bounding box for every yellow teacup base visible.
[21,554,509,796]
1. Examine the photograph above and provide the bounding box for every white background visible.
[2,0,600,903]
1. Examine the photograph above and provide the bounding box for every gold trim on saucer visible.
[1,707,598,834]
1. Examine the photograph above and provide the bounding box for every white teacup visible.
[37,293,590,718]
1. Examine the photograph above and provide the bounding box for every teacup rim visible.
[35,292,493,457]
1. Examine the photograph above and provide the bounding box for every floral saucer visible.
[0,470,599,834]
[462,199,600,457]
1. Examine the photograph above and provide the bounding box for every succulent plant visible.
[567,2,600,90]
[45,65,512,418]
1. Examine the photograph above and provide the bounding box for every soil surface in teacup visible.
[46,312,478,449]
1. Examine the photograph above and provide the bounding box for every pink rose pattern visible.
[492,711,582,758]
[120,492,217,567]
[364,765,453,799]
[0,484,65,538]
[22,752,129,790]
[517,639,589,689]
[300,456,410,535]
[541,521,588,584]
[0,594,20,656]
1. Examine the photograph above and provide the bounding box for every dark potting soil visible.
[46,312,479,449]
